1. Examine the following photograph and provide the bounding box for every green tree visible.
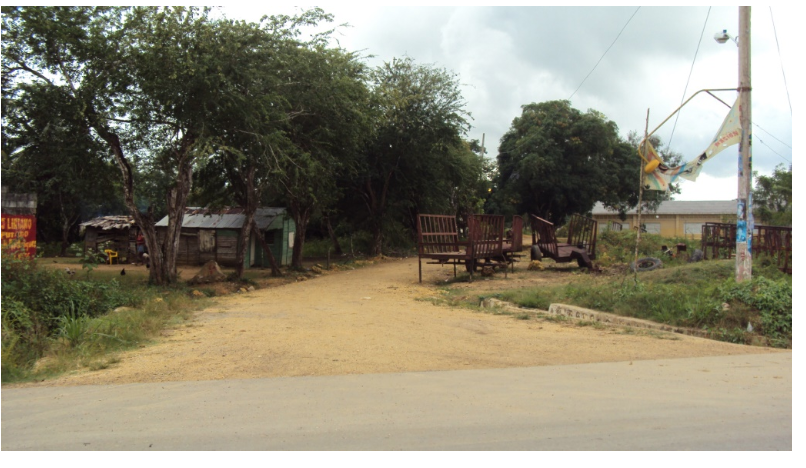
[191,13,319,278]
[754,164,792,226]
[1,83,124,255]
[492,100,638,225]
[2,7,276,284]
[193,9,370,273]
[271,45,372,269]
[349,57,471,255]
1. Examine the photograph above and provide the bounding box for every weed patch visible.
[1,250,207,383]
[492,258,790,348]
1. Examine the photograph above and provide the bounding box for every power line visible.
[753,123,792,149]
[769,7,792,116]
[668,7,710,150]
[568,7,640,100]
[755,134,792,165]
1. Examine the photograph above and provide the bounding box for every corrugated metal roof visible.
[155,207,287,231]
[79,216,136,230]
[591,200,737,216]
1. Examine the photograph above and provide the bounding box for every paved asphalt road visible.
[1,352,791,450]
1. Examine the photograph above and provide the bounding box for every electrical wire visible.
[667,7,710,150]
[753,123,792,150]
[754,134,792,165]
[568,7,640,100]
[753,123,792,165]
[769,7,792,116]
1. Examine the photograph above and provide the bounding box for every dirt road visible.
[35,257,780,387]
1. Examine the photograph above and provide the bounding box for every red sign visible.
[1,214,37,257]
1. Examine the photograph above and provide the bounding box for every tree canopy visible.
[346,57,472,255]
[0,7,495,268]
[491,100,639,225]
[754,164,792,226]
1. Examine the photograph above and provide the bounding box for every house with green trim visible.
[154,207,295,268]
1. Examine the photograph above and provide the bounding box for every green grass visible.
[492,259,791,347]
[2,252,212,384]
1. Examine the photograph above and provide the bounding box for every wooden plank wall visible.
[216,230,239,266]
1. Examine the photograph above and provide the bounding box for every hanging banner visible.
[642,96,742,191]
[1,214,37,257]
[640,140,691,191]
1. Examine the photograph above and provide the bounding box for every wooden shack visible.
[79,215,138,261]
[154,207,295,268]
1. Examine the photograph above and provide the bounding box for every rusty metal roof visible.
[79,216,136,230]
[154,207,287,231]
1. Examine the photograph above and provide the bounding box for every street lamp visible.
[715,7,752,282]
[713,29,738,46]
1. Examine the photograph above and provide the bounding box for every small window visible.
[684,223,705,235]
[604,222,627,232]
[643,223,661,234]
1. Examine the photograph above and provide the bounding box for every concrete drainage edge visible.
[479,297,709,339]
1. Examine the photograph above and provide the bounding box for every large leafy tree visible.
[1,83,124,254]
[192,13,320,278]
[753,164,792,226]
[349,57,471,255]
[193,10,371,272]
[492,100,638,225]
[2,7,273,284]
[270,45,371,269]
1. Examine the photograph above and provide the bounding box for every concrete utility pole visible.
[736,6,753,282]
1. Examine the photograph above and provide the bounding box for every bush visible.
[718,276,792,344]
[1,249,143,380]
[497,257,790,347]
[596,230,700,268]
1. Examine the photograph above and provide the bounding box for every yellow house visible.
[590,200,737,239]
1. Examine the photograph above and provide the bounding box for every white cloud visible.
[222,5,796,181]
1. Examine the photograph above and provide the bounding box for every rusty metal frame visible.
[701,222,791,274]
[530,214,598,268]
[701,222,736,260]
[754,224,792,274]
[417,214,509,282]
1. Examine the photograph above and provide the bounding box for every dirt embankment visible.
[29,257,781,387]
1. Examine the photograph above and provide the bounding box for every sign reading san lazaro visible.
[1,214,37,257]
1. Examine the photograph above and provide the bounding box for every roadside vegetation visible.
[435,230,792,349]
[1,250,206,383]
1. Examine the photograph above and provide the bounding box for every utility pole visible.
[736,6,753,282]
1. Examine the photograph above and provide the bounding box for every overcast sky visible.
[225,4,797,201]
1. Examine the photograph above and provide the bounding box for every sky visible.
[223,4,797,202]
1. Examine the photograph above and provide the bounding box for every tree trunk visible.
[60,213,79,257]
[160,150,194,284]
[324,214,343,256]
[290,208,310,269]
[58,195,80,257]
[234,166,257,279]
[252,224,282,277]
[360,173,392,257]
[370,223,383,257]
[89,113,193,285]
